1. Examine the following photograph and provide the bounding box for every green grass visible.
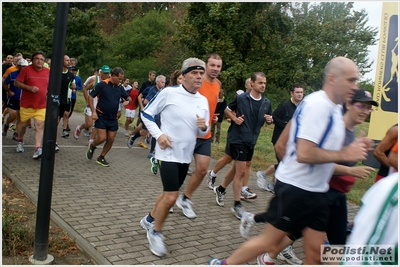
[75,90,376,205]
[2,208,34,256]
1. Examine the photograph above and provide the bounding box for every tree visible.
[2,2,55,57]
[64,6,107,78]
[287,2,378,91]
[102,9,184,84]
[176,2,378,103]
[2,2,108,79]
[176,2,293,101]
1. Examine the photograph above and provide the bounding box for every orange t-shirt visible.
[3,65,17,79]
[198,78,221,139]
[391,140,398,153]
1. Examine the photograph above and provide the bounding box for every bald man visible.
[209,57,372,265]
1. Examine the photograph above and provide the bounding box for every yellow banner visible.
[368,2,398,141]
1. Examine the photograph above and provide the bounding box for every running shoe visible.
[256,171,268,189]
[206,170,216,190]
[150,157,159,175]
[96,156,110,167]
[12,132,18,141]
[145,134,151,144]
[2,123,8,136]
[127,135,135,149]
[176,195,196,219]
[187,168,195,176]
[86,144,96,160]
[239,211,254,239]
[61,130,69,138]
[277,245,303,265]
[138,142,148,149]
[231,204,246,220]
[140,214,155,232]
[147,228,167,257]
[74,125,81,139]
[240,188,257,199]
[32,148,42,159]
[83,128,90,137]
[209,258,225,265]
[266,182,275,194]
[16,142,24,153]
[213,186,225,207]
[9,124,16,132]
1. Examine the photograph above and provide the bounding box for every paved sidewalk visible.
[2,112,359,265]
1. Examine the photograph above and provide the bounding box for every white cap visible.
[236,89,244,95]
[17,59,29,66]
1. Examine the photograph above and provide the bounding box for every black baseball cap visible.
[351,89,378,106]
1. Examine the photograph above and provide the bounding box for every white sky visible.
[351,1,383,81]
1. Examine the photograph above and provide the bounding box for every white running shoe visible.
[147,228,167,257]
[140,214,155,232]
[231,204,246,220]
[213,186,225,206]
[16,142,24,153]
[240,188,257,199]
[277,245,303,265]
[32,148,42,159]
[239,211,254,239]
[176,195,197,219]
[206,170,217,190]
[256,171,268,189]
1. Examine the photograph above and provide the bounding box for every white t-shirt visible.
[141,85,210,164]
[343,172,398,265]
[123,84,132,91]
[275,90,345,192]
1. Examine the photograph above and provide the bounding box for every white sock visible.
[263,252,276,263]
[242,186,248,191]
[210,170,217,177]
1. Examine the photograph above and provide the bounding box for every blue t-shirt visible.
[71,75,83,100]
[4,69,22,100]
[145,86,160,102]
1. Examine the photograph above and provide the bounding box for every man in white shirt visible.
[140,57,210,257]
[209,56,372,265]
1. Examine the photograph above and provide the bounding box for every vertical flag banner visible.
[368,2,398,141]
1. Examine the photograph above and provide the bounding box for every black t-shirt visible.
[2,63,12,75]
[139,80,154,94]
[60,71,75,104]
[90,80,129,120]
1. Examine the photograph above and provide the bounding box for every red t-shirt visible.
[126,89,139,110]
[329,175,356,193]
[198,79,221,139]
[17,65,50,109]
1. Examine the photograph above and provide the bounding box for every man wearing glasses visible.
[14,51,50,159]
